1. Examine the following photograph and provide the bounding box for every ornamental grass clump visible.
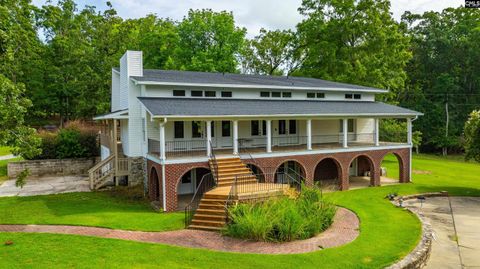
[224,186,336,242]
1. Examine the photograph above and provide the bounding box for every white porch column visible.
[374,118,380,146]
[159,121,166,160]
[407,118,412,145]
[342,118,348,148]
[306,119,312,150]
[266,120,272,153]
[206,120,212,156]
[233,120,238,154]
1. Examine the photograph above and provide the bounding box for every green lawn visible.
[0,146,11,156]
[0,153,479,268]
[0,157,22,185]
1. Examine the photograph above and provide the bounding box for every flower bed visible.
[224,186,336,242]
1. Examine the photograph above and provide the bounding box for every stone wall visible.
[128,157,146,186]
[8,158,97,179]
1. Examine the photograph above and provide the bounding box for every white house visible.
[93,51,421,230]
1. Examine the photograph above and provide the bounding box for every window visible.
[354,94,361,99]
[192,121,202,138]
[272,92,281,98]
[260,91,270,98]
[221,121,231,137]
[282,92,292,98]
[339,119,355,133]
[181,170,192,183]
[251,121,260,136]
[317,92,325,98]
[191,90,203,97]
[307,92,315,98]
[174,121,184,139]
[345,94,353,99]
[211,122,215,137]
[289,120,297,134]
[262,120,266,135]
[205,91,216,97]
[279,120,286,135]
[221,91,232,97]
[173,90,185,96]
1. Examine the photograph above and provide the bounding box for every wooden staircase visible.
[88,155,115,190]
[188,156,256,231]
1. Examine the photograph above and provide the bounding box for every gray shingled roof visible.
[129,69,386,92]
[138,97,422,117]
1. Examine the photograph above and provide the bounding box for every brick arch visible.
[378,150,408,183]
[313,157,344,189]
[273,159,307,184]
[163,161,210,212]
[347,153,377,186]
[245,163,266,183]
[148,166,161,202]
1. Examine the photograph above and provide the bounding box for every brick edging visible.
[385,193,448,269]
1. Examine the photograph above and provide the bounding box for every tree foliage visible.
[401,8,480,153]
[296,0,411,97]
[464,110,480,162]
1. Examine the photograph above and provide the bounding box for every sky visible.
[32,0,465,38]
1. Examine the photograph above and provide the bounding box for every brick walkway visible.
[0,208,359,254]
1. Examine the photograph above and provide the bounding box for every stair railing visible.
[184,172,217,228]
[88,155,115,189]
[209,140,219,184]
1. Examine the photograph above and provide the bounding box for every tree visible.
[175,9,246,72]
[0,75,41,159]
[464,110,480,162]
[240,29,301,75]
[401,8,480,154]
[296,0,411,97]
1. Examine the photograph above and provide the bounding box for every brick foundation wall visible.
[7,158,97,179]
[148,147,410,212]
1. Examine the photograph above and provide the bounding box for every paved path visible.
[0,176,90,197]
[0,154,15,161]
[0,207,358,254]
[404,197,480,269]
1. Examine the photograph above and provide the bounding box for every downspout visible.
[160,117,168,212]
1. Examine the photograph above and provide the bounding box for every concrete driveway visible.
[0,176,90,197]
[404,196,480,269]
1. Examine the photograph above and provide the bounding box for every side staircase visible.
[188,156,288,231]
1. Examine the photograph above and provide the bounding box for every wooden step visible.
[218,171,252,178]
[196,208,225,215]
[217,167,251,174]
[203,194,228,200]
[198,203,225,210]
[188,224,222,231]
[213,163,246,169]
[193,214,226,221]
[191,219,225,227]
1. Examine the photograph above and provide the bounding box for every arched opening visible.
[246,163,265,183]
[149,167,160,202]
[176,167,211,210]
[314,158,342,190]
[274,160,305,187]
[348,155,375,189]
[380,153,402,185]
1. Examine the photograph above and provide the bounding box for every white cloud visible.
[32,0,465,37]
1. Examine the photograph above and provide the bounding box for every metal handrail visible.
[209,140,218,184]
[184,172,216,228]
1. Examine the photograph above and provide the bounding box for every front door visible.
[349,159,357,177]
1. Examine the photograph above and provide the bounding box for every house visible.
[92,51,421,229]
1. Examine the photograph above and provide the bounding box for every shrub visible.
[224,186,336,242]
[26,121,99,160]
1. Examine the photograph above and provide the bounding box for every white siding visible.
[145,85,376,101]
[120,119,129,155]
[111,70,121,112]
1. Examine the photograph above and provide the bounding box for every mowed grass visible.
[0,192,184,232]
[0,146,11,156]
[0,157,22,185]
[0,153,479,268]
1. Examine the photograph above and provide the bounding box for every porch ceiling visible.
[138,97,422,119]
